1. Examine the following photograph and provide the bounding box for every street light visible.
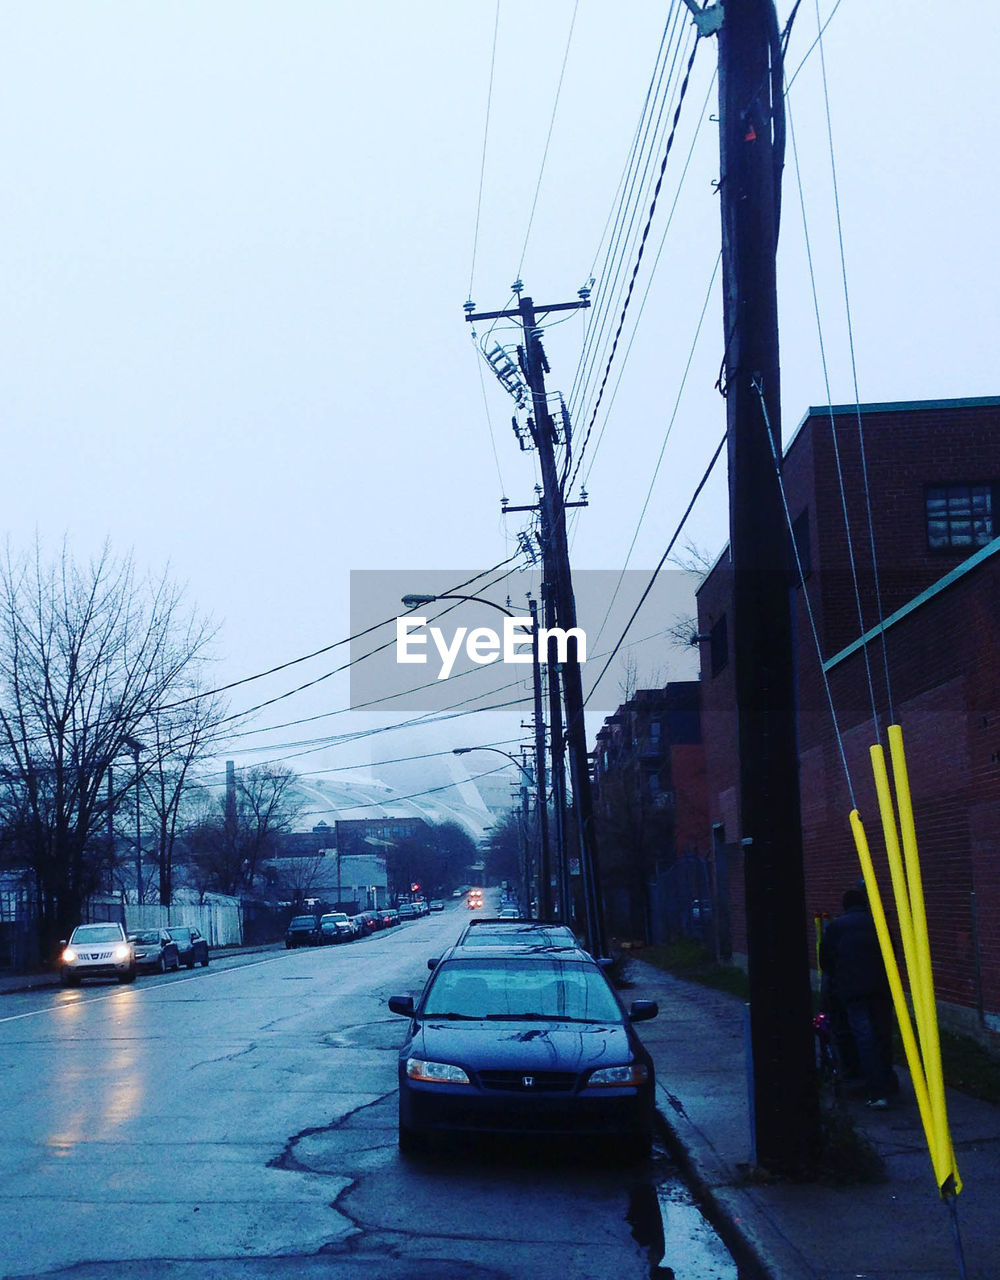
[453,745,533,782]
[454,746,536,916]
[401,592,513,616]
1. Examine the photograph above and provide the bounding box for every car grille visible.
[85,951,115,961]
[477,1070,579,1093]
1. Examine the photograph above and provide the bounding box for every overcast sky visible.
[2,1,996,803]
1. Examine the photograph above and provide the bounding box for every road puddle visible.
[627,1177,739,1279]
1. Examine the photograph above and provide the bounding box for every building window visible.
[926,483,996,550]
[648,719,661,744]
[710,615,728,677]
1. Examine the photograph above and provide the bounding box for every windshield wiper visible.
[482,1012,589,1022]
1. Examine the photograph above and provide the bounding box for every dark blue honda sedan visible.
[387,946,657,1158]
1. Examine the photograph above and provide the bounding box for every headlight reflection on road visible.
[44,986,146,1153]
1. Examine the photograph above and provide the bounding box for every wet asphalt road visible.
[0,910,737,1279]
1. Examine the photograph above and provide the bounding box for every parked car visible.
[129,928,181,974]
[381,908,400,928]
[167,925,210,967]
[60,922,136,986]
[454,918,579,948]
[388,946,658,1157]
[285,915,321,948]
[397,903,419,921]
[429,900,445,913]
[319,912,354,944]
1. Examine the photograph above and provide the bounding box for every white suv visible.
[60,923,136,986]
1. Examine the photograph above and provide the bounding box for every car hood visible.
[410,1020,639,1073]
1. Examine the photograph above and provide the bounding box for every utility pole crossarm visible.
[465,299,590,324]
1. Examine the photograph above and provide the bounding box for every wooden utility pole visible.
[465,291,606,957]
[543,579,570,922]
[716,0,821,1171]
[528,596,552,918]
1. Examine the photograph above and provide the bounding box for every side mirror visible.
[426,957,439,971]
[628,1000,658,1023]
[388,995,415,1017]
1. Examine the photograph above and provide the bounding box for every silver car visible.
[60,923,136,986]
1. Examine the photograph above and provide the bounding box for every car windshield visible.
[290,917,314,927]
[322,914,348,923]
[169,928,191,941]
[70,925,123,944]
[132,931,162,944]
[421,957,621,1023]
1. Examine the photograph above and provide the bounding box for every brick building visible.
[696,395,1000,1035]
[591,682,707,942]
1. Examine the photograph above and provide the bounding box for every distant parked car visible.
[429,900,445,912]
[319,912,354,944]
[397,903,418,921]
[60,922,136,986]
[167,925,210,967]
[285,915,321,948]
[129,929,181,974]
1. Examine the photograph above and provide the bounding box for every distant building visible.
[696,395,1000,1035]
[591,682,706,943]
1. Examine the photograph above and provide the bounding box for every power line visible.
[567,10,686,432]
[516,0,579,278]
[582,431,727,709]
[468,0,501,300]
[297,763,510,820]
[586,252,721,653]
[568,31,704,496]
[158,555,525,715]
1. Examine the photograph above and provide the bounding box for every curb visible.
[654,1082,814,1280]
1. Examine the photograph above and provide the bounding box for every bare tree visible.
[267,851,325,910]
[141,679,229,906]
[183,764,305,897]
[0,539,221,954]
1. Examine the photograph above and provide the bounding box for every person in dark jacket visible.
[819,887,899,1107]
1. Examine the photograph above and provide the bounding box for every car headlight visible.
[406,1058,471,1084]
[114,945,131,961]
[587,1063,649,1087]
[62,948,77,964]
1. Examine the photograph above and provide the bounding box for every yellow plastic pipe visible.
[869,746,921,1028]
[849,809,937,1174]
[887,725,958,1194]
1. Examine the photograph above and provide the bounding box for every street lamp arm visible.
[453,746,533,784]
[401,592,515,617]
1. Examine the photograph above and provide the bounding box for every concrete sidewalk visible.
[629,957,1000,1280]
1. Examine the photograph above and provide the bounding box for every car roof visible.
[434,942,596,966]
[456,918,579,944]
